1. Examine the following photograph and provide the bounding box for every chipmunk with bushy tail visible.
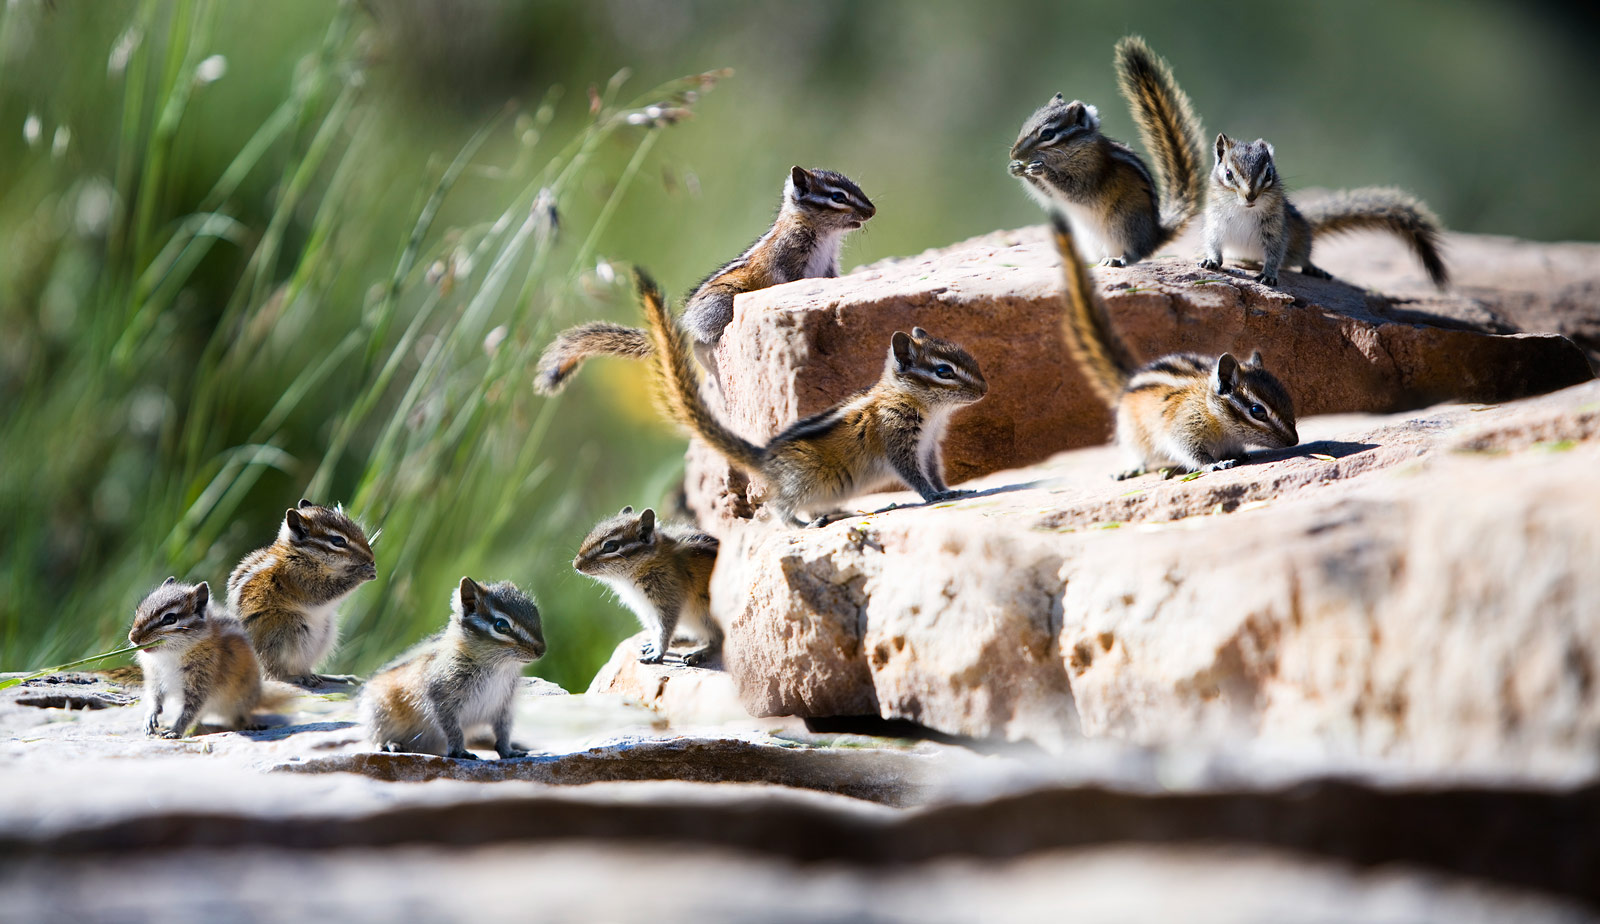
[574,505,720,666]
[1052,213,1298,478]
[129,578,296,738]
[227,500,377,686]
[636,269,987,526]
[534,166,875,392]
[360,577,544,760]
[1200,134,1449,288]
[1010,36,1205,267]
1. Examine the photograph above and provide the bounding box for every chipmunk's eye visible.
[328,535,347,549]
[492,618,511,635]
[601,540,620,554]
[934,364,955,380]
[1037,128,1056,144]
[1249,404,1268,421]
[1225,169,1235,184]
[160,612,178,626]
[829,191,847,204]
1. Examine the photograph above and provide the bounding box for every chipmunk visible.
[574,505,720,666]
[636,269,987,526]
[534,166,875,393]
[1051,213,1298,478]
[1010,36,1205,267]
[130,578,293,738]
[1199,134,1449,288]
[360,577,543,760]
[360,578,542,759]
[227,499,377,686]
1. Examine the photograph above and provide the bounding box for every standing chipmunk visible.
[360,577,544,759]
[1009,36,1205,267]
[1052,213,1298,478]
[636,269,987,526]
[130,578,292,738]
[227,500,377,686]
[534,166,876,392]
[574,506,720,666]
[1199,134,1449,288]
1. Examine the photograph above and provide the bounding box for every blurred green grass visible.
[2,0,1596,691]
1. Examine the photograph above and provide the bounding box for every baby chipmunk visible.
[574,506,720,666]
[227,499,377,686]
[130,578,291,738]
[534,165,875,392]
[1052,213,1298,478]
[1010,36,1205,267]
[637,269,986,526]
[360,577,544,760]
[1200,134,1449,288]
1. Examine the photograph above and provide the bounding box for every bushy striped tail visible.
[1302,187,1450,288]
[1051,213,1135,407]
[534,322,652,395]
[636,269,765,473]
[1115,35,1206,242]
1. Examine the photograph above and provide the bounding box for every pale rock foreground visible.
[713,380,1600,774]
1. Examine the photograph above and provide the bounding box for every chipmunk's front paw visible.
[1113,468,1146,481]
[1205,458,1240,472]
[1198,257,1222,271]
[1099,257,1127,268]
[1253,272,1279,287]
[447,747,479,761]
[143,715,162,736]
[683,647,718,667]
[498,747,530,760]
[160,728,185,740]
[638,642,665,664]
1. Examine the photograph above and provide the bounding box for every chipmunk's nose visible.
[858,202,877,220]
[359,562,377,580]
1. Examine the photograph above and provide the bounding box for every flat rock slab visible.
[688,226,1595,526]
[715,380,1600,778]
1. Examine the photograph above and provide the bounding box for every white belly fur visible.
[1220,205,1266,261]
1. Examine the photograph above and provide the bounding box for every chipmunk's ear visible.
[789,166,811,195]
[457,577,483,617]
[1051,91,1064,104]
[1245,349,1265,370]
[298,498,315,508]
[891,331,915,370]
[162,576,178,586]
[1214,133,1231,162]
[638,508,656,542]
[1213,353,1240,395]
[620,505,633,515]
[192,581,210,614]
[911,327,929,340]
[284,508,308,540]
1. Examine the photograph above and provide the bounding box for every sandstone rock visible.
[584,630,764,728]
[716,380,1600,778]
[688,227,1595,527]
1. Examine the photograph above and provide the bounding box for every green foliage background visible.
[2,0,1595,691]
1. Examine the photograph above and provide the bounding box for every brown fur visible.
[1053,214,1298,478]
[638,268,987,526]
[573,506,721,665]
[227,500,377,685]
[130,578,292,738]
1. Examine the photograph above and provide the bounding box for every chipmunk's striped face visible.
[1212,134,1280,208]
[573,506,657,579]
[1009,95,1100,179]
[455,577,545,661]
[889,328,988,407]
[1210,351,1298,448]
[281,500,377,582]
[787,166,876,230]
[129,578,210,647]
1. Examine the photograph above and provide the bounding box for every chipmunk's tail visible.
[1115,35,1206,244]
[257,680,303,712]
[637,269,765,473]
[1052,213,1135,407]
[1302,187,1450,288]
[534,322,653,395]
